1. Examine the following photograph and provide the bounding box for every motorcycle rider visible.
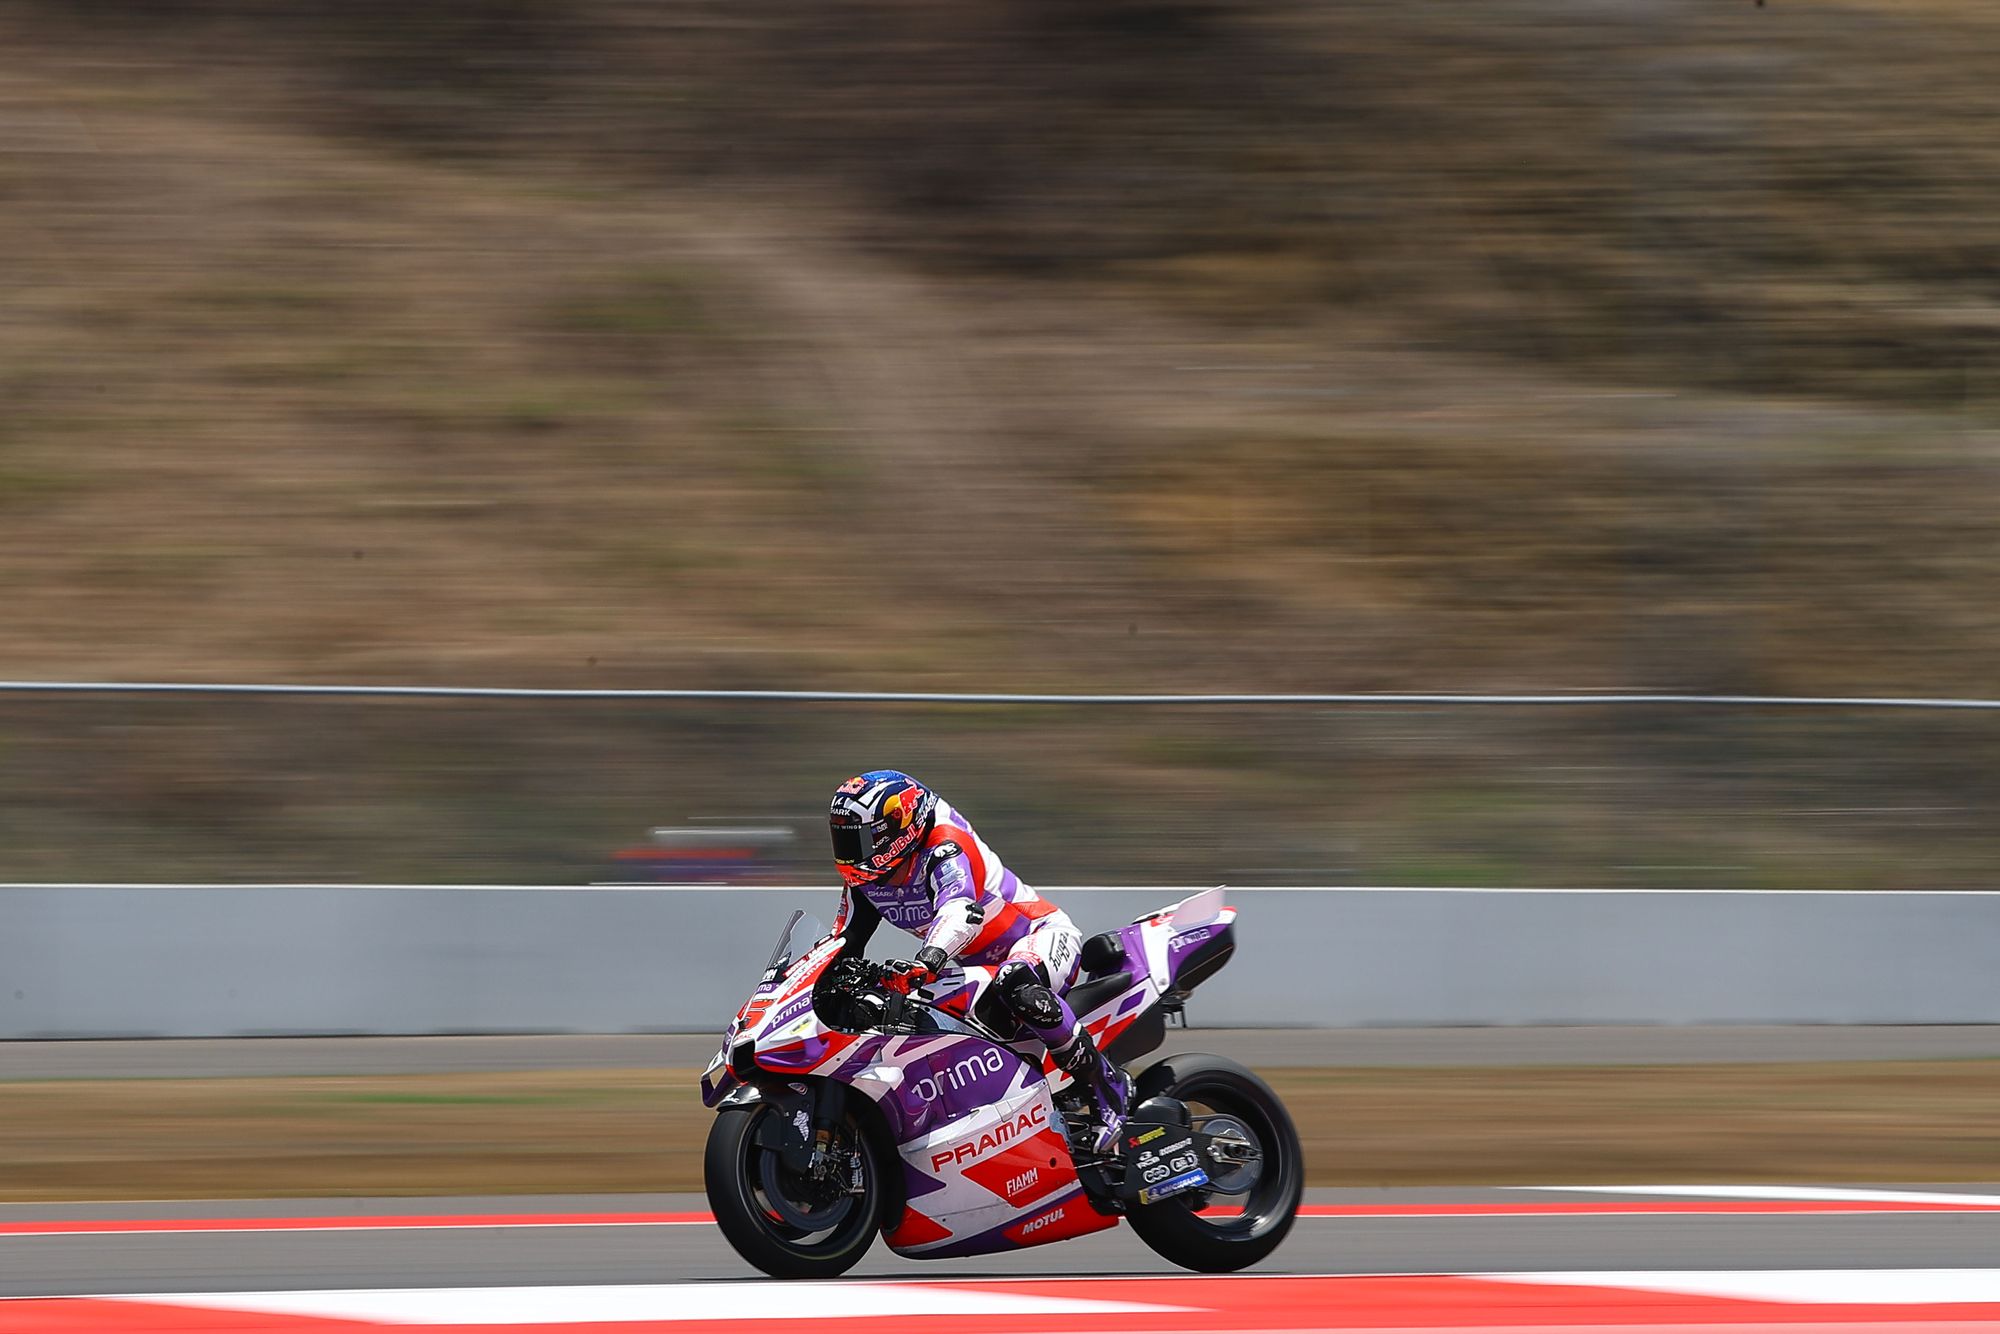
[827,769,1131,1154]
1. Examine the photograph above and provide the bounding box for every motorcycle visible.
[699,887,1302,1277]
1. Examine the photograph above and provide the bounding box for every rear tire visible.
[1125,1053,1302,1272]
[704,1102,885,1279]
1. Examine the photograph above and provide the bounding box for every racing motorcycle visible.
[699,887,1302,1277]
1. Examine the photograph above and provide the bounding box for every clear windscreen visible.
[759,909,828,986]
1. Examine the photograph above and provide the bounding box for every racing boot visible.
[1053,1029,1131,1157]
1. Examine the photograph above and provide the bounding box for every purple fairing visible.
[1112,922,1153,975]
[1069,922,1156,1008]
[1167,920,1228,972]
[1120,915,1233,986]
[874,1033,1038,1142]
[699,1067,738,1107]
[1110,986,1151,1021]
[752,1033,844,1072]
[901,1157,949,1202]
[765,992,816,1031]
[734,1026,1038,1147]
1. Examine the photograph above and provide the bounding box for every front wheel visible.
[1125,1053,1303,1272]
[704,1101,885,1278]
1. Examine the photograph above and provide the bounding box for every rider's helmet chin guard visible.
[829,770,937,888]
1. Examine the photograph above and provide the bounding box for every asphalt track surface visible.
[12,1025,2000,1078]
[11,1188,2000,1300]
[13,1037,2000,1327]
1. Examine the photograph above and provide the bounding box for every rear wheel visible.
[1125,1053,1302,1272]
[704,1101,885,1278]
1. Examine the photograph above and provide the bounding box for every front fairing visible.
[699,917,846,1107]
[699,1042,737,1107]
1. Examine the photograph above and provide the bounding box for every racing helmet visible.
[829,770,937,887]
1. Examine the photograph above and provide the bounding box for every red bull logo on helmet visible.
[883,784,926,827]
[872,821,922,868]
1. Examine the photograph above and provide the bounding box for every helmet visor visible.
[830,814,889,869]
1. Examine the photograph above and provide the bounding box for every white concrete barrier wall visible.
[2,885,1997,1038]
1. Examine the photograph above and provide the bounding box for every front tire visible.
[1125,1053,1302,1272]
[704,1102,885,1278]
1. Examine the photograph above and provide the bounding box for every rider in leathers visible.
[828,770,1131,1154]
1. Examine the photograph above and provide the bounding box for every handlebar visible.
[816,955,1009,1043]
[816,955,917,1033]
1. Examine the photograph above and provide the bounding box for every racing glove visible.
[883,946,949,995]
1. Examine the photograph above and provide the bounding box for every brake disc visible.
[757,1148,855,1233]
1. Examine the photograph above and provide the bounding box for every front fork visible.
[750,1079,859,1189]
[810,1079,857,1186]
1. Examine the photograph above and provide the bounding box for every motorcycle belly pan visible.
[884,1078,1109,1256]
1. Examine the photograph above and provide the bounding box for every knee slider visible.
[995,961,1062,1029]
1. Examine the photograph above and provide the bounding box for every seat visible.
[1078,931,1127,977]
[1063,969,1133,1020]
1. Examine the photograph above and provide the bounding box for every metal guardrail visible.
[3,681,2000,708]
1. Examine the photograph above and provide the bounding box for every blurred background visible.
[3,0,1999,887]
[12,0,2000,1211]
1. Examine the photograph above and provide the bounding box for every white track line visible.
[115,1283,1190,1325]
[1486,1269,2000,1305]
[101,1271,2000,1325]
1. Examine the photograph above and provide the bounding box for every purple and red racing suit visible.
[832,799,1086,1052]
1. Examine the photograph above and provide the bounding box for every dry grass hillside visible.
[2,0,1999,883]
